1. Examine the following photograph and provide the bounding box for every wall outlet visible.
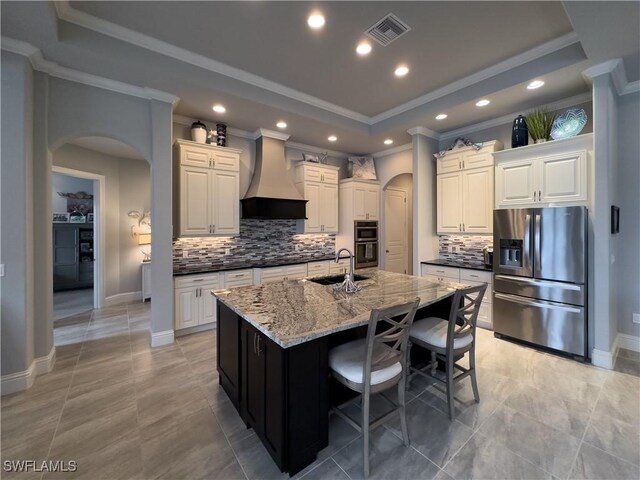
[447,246,453,253]
[224,248,231,256]
[633,313,640,324]
[182,250,188,258]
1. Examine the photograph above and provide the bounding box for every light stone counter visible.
[213,269,467,348]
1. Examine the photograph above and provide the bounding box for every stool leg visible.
[430,350,437,376]
[398,372,410,446]
[363,390,370,477]
[470,346,480,403]
[446,353,455,421]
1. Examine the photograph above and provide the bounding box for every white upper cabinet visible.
[175,140,241,237]
[436,141,502,234]
[493,134,591,209]
[295,163,340,233]
[343,180,379,221]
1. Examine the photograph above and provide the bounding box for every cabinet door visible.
[180,166,212,236]
[352,185,367,220]
[437,172,463,233]
[211,171,239,235]
[242,324,265,434]
[321,168,338,184]
[437,151,463,174]
[200,282,219,325]
[462,167,494,233]
[538,151,587,204]
[181,145,211,167]
[217,302,241,408]
[365,186,379,220]
[175,287,199,329]
[304,182,322,233]
[211,151,239,171]
[495,159,536,207]
[320,184,338,233]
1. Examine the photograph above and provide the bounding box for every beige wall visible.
[52,143,150,299]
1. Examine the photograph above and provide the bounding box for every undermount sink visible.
[307,274,369,285]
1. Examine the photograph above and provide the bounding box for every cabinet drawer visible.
[307,261,330,277]
[284,264,307,279]
[423,265,460,281]
[224,269,253,288]
[463,149,493,169]
[212,151,239,172]
[460,269,492,284]
[175,272,221,289]
[321,169,339,184]
[329,258,349,275]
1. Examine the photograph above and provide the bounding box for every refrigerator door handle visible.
[534,212,541,276]
[494,274,582,290]
[494,293,582,314]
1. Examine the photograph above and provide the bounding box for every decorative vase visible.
[216,123,227,147]
[191,121,208,144]
[511,115,528,148]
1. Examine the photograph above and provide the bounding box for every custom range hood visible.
[241,129,307,220]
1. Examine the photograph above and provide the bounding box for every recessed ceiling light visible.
[475,99,490,107]
[276,121,287,129]
[328,135,337,142]
[307,13,325,29]
[212,104,226,113]
[384,139,393,145]
[435,113,448,120]
[356,42,372,56]
[527,80,545,90]
[394,65,409,77]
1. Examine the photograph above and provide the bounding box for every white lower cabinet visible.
[329,258,350,275]
[307,260,330,277]
[253,264,308,285]
[421,264,493,330]
[174,273,221,330]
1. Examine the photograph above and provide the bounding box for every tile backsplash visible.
[173,220,335,272]
[438,235,492,263]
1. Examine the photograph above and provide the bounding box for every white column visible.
[407,127,439,275]
[149,99,175,347]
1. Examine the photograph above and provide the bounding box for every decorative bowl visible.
[550,109,587,140]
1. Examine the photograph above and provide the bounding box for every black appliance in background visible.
[354,221,378,268]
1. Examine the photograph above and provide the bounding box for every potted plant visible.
[526,109,557,143]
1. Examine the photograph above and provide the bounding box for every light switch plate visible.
[182,250,188,258]
[225,248,231,255]
[0,264,4,277]
[633,313,640,324]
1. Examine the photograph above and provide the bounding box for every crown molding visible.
[582,58,639,96]
[370,32,580,123]
[254,128,290,141]
[1,36,179,105]
[407,126,439,139]
[371,142,412,159]
[54,1,369,124]
[439,91,592,140]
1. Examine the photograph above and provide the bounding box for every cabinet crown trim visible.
[174,138,243,154]
[492,133,593,162]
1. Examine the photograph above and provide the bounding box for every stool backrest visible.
[446,284,487,350]
[363,298,420,387]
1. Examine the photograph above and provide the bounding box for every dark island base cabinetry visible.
[217,302,328,475]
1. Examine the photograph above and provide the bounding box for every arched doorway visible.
[383,173,413,274]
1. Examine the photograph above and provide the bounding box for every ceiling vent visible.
[365,13,411,46]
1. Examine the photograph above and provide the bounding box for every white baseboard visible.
[1,347,56,396]
[175,322,215,337]
[151,329,175,347]
[591,348,615,369]
[104,290,142,307]
[616,333,640,353]
[34,346,56,375]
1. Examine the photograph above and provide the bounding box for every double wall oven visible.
[354,221,378,269]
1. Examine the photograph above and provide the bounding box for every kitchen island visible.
[213,269,465,474]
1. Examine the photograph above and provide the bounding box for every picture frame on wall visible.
[69,212,86,224]
[53,212,70,223]
[87,213,94,223]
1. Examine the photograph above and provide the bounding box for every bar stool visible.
[328,299,420,478]
[408,284,487,420]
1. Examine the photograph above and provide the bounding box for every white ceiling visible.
[2,1,638,154]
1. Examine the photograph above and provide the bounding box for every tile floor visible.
[53,289,94,322]
[2,302,639,480]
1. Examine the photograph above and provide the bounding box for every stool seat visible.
[411,317,473,350]
[329,339,401,385]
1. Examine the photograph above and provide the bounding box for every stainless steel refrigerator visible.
[493,206,588,359]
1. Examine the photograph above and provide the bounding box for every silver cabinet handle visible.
[463,223,465,231]
[253,332,257,354]
[212,159,215,168]
[212,225,215,233]
[470,274,479,278]
[257,335,262,356]
[538,190,541,200]
[192,278,204,282]
[534,191,537,202]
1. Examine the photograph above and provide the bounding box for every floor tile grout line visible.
[577,439,640,469]
[330,456,354,480]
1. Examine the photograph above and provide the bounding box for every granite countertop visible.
[213,269,467,348]
[173,254,337,276]
[422,258,493,272]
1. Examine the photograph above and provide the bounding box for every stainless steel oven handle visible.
[494,292,581,313]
